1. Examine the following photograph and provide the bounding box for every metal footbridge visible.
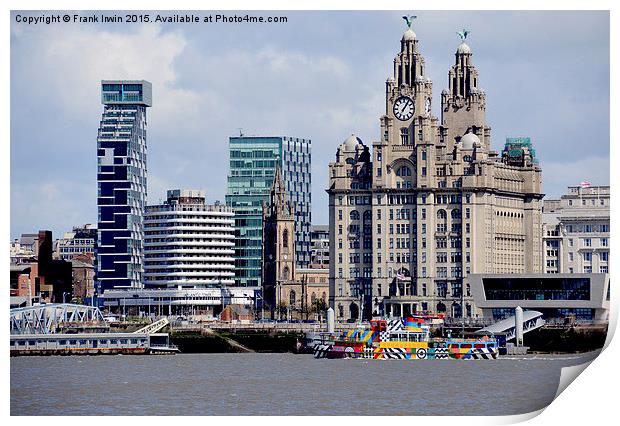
[10,304,170,335]
[476,310,545,341]
[10,304,106,335]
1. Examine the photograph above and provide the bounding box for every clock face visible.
[393,96,414,121]
[425,98,431,115]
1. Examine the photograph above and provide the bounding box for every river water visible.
[11,351,600,416]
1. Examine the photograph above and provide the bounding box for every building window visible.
[400,127,409,145]
[583,238,592,247]
[282,229,289,248]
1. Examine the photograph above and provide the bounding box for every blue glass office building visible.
[96,80,152,293]
[226,136,311,287]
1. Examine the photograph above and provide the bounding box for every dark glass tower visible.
[96,80,152,293]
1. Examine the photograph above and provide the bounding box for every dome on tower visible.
[402,28,416,41]
[342,134,363,151]
[460,132,480,150]
[456,42,471,54]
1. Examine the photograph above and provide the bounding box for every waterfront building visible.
[101,287,257,318]
[226,136,312,287]
[96,80,152,293]
[71,258,95,303]
[10,230,72,304]
[468,273,610,323]
[542,184,610,274]
[143,189,235,288]
[10,233,39,264]
[310,225,330,269]
[327,21,543,321]
[56,224,97,261]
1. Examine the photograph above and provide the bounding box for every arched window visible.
[289,290,296,306]
[350,210,360,221]
[437,302,446,313]
[363,210,372,222]
[396,165,411,177]
[349,302,359,320]
[282,229,289,248]
[282,266,290,281]
[451,209,461,219]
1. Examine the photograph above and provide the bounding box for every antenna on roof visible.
[238,128,244,137]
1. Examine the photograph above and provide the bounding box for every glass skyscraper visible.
[226,136,311,287]
[96,80,152,293]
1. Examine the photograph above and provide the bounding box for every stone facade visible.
[327,22,543,321]
[262,167,329,319]
[262,165,297,317]
[542,185,610,274]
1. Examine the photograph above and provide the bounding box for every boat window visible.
[120,339,128,344]
[461,344,472,348]
[131,339,138,344]
[69,340,77,345]
[474,344,485,349]
[79,340,87,345]
[110,340,117,345]
[59,340,66,345]
[28,340,36,345]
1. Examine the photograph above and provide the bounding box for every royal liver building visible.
[327,19,543,321]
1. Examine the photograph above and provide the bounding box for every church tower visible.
[262,164,296,316]
[440,31,491,152]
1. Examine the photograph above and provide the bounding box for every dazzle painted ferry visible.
[313,317,499,360]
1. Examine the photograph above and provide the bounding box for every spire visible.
[272,162,286,196]
[447,29,480,98]
[268,162,293,217]
[392,14,427,89]
[440,29,488,152]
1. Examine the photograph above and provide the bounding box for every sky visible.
[10,10,610,239]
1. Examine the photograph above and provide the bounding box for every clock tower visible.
[380,16,435,149]
[262,164,296,317]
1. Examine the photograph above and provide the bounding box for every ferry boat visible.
[313,317,499,360]
[10,332,179,356]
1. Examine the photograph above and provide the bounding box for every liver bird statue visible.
[402,15,417,29]
[457,29,470,41]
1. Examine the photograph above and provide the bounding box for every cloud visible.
[10,11,610,237]
[541,156,610,198]
[13,23,195,127]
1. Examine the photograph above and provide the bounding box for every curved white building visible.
[144,190,235,288]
